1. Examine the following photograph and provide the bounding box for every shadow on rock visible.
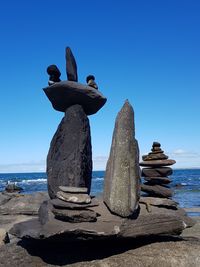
[17,235,182,266]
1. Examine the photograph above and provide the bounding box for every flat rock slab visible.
[141,184,173,198]
[0,192,49,215]
[140,159,176,167]
[144,177,171,184]
[142,167,173,177]
[51,198,99,210]
[56,191,91,204]
[139,196,178,209]
[10,198,194,241]
[43,81,107,115]
[142,153,168,161]
[52,208,97,223]
[0,193,12,205]
[59,186,88,193]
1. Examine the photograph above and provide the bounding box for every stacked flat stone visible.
[140,142,176,198]
[50,186,99,223]
[43,47,107,199]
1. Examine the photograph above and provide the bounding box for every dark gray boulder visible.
[104,100,140,217]
[43,81,107,115]
[0,192,49,215]
[5,183,23,193]
[47,105,92,199]
[65,47,78,82]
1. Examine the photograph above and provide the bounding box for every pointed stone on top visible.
[103,100,141,217]
[65,47,78,81]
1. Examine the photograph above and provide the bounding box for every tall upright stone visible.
[65,47,78,81]
[104,100,140,217]
[47,105,92,199]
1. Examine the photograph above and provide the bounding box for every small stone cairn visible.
[140,142,176,198]
[50,186,99,223]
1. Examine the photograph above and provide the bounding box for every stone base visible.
[10,197,194,242]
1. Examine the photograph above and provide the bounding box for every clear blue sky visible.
[0,0,200,172]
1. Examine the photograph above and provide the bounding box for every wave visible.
[93,177,104,181]
[21,178,47,183]
[181,182,187,186]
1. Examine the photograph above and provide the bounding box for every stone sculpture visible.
[9,47,194,243]
[140,142,175,198]
[47,104,92,199]
[43,47,107,200]
[104,100,141,217]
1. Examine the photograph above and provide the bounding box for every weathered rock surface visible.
[0,193,12,205]
[142,167,173,177]
[139,196,178,209]
[0,238,200,267]
[10,196,194,241]
[51,198,99,210]
[140,159,176,167]
[65,47,78,82]
[52,208,97,223]
[47,105,92,199]
[104,100,140,217]
[0,228,9,246]
[56,191,91,204]
[43,81,107,115]
[144,176,171,184]
[141,184,173,198]
[59,186,88,193]
[0,192,49,215]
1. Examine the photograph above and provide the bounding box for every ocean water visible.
[0,169,199,211]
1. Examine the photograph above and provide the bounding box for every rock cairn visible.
[140,142,176,198]
[44,47,107,199]
[9,48,194,243]
[50,186,99,223]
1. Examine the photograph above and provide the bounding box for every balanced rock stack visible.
[10,48,194,243]
[49,186,99,223]
[140,142,176,198]
[43,47,107,199]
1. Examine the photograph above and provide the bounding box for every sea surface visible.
[0,169,200,215]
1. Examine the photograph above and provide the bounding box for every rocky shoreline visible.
[0,191,200,266]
